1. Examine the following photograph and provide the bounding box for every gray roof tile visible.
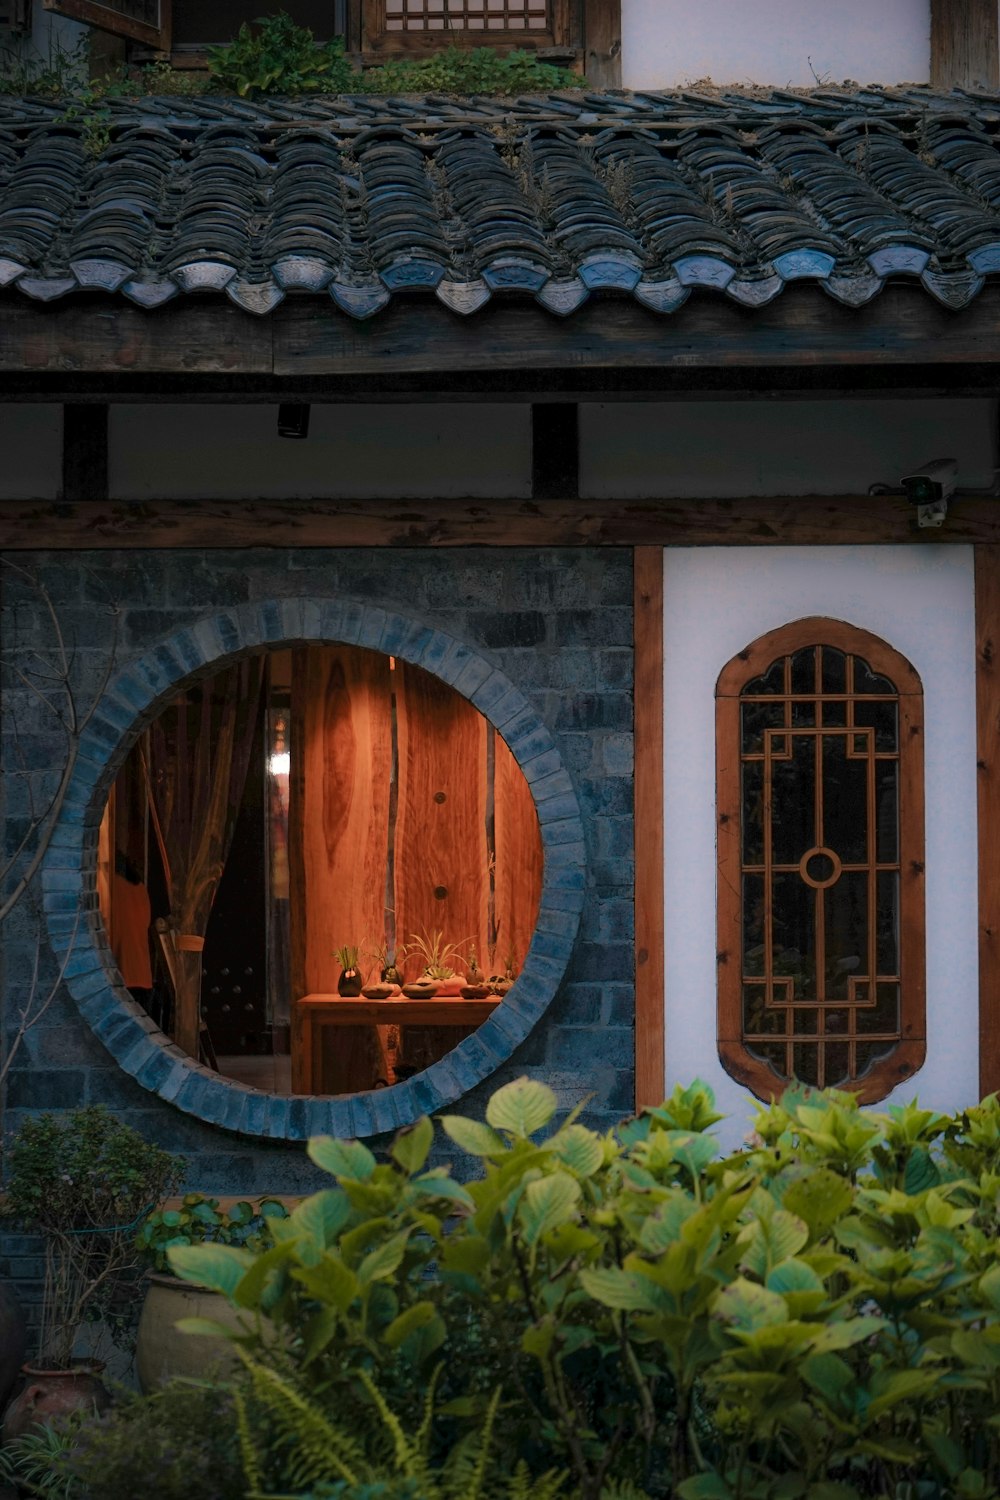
[4,85,1000,315]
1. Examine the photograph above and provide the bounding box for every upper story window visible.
[42,0,580,63]
[716,617,926,1105]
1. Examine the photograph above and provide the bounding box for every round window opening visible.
[97,644,545,1099]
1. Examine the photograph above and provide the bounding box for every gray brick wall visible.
[1,545,634,1329]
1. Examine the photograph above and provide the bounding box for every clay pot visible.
[0,1280,27,1413]
[402,981,439,999]
[135,1274,244,1393]
[2,1364,110,1442]
[362,983,395,999]
[460,984,491,999]
[337,968,363,997]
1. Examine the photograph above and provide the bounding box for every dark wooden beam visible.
[3,494,1000,549]
[61,403,108,501]
[3,364,1000,403]
[6,284,1000,384]
[931,0,999,89]
[531,403,579,500]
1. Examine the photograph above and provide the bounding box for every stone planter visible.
[135,1273,244,1393]
[2,1365,110,1442]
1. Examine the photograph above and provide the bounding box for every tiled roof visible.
[4,84,1000,316]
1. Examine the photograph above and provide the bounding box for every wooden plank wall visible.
[931,0,999,89]
[494,731,544,978]
[289,645,394,1092]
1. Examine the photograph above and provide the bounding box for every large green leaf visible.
[390,1116,433,1176]
[551,1123,605,1177]
[167,1243,253,1298]
[409,1171,475,1212]
[766,1258,825,1297]
[783,1170,854,1237]
[713,1277,788,1333]
[638,1191,698,1254]
[676,1475,733,1500]
[519,1172,581,1246]
[291,1188,351,1250]
[579,1265,666,1313]
[440,1115,508,1157]
[293,1253,360,1312]
[308,1135,377,1181]
[382,1300,438,1348]
[739,1210,809,1277]
[486,1077,557,1138]
[233,1238,297,1309]
[357,1229,412,1285]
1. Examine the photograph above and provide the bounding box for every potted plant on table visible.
[1,1106,181,1439]
[400,928,472,998]
[333,943,363,996]
[133,1194,288,1392]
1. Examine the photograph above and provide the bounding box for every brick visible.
[6,1069,87,1109]
[468,610,547,649]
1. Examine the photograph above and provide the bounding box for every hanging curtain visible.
[143,657,264,1058]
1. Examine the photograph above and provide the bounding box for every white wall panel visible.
[622,0,930,90]
[662,545,978,1149]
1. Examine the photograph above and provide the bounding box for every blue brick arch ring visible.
[40,598,586,1141]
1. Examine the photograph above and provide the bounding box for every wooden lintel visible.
[3,494,1000,549]
[931,0,999,90]
[5,284,1000,383]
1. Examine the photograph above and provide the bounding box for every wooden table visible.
[296,992,499,1094]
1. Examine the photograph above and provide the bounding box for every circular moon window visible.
[96,644,542,1097]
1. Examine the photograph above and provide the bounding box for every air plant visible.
[400,928,472,982]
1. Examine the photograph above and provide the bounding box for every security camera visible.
[900,458,957,528]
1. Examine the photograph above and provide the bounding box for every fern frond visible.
[504,1461,568,1500]
[443,1383,500,1500]
[598,1482,652,1500]
[242,1356,365,1489]
[415,1361,443,1457]
[357,1366,420,1477]
[234,1386,265,1497]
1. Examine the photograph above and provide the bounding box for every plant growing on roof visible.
[206,12,355,96]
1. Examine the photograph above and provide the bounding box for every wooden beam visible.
[976,544,1000,1098]
[4,494,1000,550]
[531,403,579,500]
[633,546,664,1110]
[583,0,621,89]
[62,403,108,501]
[931,0,999,90]
[7,284,1000,382]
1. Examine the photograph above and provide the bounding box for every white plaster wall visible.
[662,546,978,1150]
[622,0,930,90]
[109,404,532,499]
[581,399,996,498]
[0,406,62,499]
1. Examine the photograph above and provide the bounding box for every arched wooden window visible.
[716,618,925,1104]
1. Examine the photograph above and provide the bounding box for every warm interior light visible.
[269,752,290,776]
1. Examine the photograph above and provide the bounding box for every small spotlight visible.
[278,403,310,440]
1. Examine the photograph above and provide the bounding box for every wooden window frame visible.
[42,0,619,79]
[715,617,926,1105]
[43,0,170,50]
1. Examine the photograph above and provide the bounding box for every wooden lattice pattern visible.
[716,619,926,1104]
[384,0,548,31]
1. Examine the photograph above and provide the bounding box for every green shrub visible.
[136,1193,289,1274]
[361,46,580,94]
[168,1080,1000,1500]
[206,14,355,95]
[63,1380,244,1500]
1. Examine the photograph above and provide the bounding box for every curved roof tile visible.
[4,84,1000,314]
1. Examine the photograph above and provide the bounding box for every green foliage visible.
[234,1355,568,1499]
[361,45,580,95]
[207,14,355,96]
[165,1079,1000,1500]
[3,1106,183,1366]
[0,1416,82,1499]
[63,1380,244,1500]
[136,1193,289,1274]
